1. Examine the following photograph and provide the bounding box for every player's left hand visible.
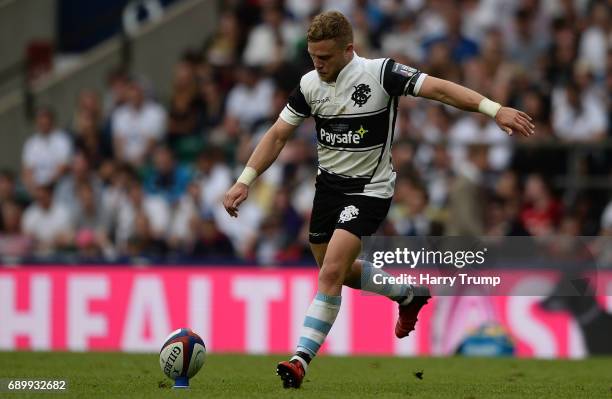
[495,107,535,137]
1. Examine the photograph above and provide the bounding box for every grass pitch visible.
[0,352,611,398]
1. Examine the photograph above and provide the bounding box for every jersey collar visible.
[326,52,360,86]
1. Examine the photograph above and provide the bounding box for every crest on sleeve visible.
[392,62,418,78]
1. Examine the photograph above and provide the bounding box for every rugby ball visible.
[159,328,206,382]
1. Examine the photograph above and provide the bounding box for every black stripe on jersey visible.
[287,85,311,117]
[318,165,369,179]
[316,168,370,193]
[383,59,423,97]
[287,104,308,118]
[317,142,385,152]
[316,106,387,118]
[390,96,399,144]
[368,96,395,184]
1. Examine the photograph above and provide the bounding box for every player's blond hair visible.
[307,11,353,47]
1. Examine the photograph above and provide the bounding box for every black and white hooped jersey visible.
[280,54,427,198]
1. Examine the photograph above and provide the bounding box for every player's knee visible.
[318,264,345,288]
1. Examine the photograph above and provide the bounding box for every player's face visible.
[308,39,353,83]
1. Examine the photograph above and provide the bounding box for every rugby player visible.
[223,10,534,389]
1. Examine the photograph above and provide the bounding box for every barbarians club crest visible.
[351,83,371,107]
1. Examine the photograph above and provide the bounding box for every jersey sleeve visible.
[382,59,427,97]
[279,85,311,126]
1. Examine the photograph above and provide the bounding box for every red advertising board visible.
[1,267,611,358]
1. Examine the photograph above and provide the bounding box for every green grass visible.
[0,352,611,398]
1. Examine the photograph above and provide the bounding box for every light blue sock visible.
[360,260,414,304]
[294,292,341,368]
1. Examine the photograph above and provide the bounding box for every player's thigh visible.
[308,187,340,245]
[310,242,328,268]
[333,194,392,241]
[319,229,362,282]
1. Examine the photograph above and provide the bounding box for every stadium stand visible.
[0,0,610,265]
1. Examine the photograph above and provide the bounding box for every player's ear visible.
[345,42,354,56]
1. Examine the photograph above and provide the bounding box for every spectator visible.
[208,114,244,152]
[381,12,424,66]
[242,4,302,69]
[445,144,489,236]
[0,200,30,258]
[72,182,113,259]
[73,89,103,132]
[391,139,416,172]
[517,88,553,140]
[54,151,103,211]
[115,181,170,254]
[199,76,226,132]
[552,81,607,142]
[249,214,291,264]
[485,195,528,236]
[124,211,168,258]
[22,184,73,256]
[494,170,521,208]
[350,3,376,56]
[167,59,204,150]
[73,110,111,167]
[422,143,453,210]
[424,41,461,81]
[204,11,244,68]
[22,107,73,193]
[463,30,514,105]
[413,104,452,172]
[0,170,18,206]
[191,214,236,259]
[225,66,274,131]
[195,147,233,213]
[389,176,434,236]
[285,0,319,20]
[0,200,23,235]
[143,145,192,205]
[103,66,130,117]
[111,79,167,167]
[423,7,479,64]
[506,6,549,73]
[449,113,512,172]
[546,20,578,87]
[99,163,137,248]
[578,1,609,78]
[168,182,200,252]
[271,186,303,238]
[520,173,562,236]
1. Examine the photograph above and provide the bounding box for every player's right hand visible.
[223,183,249,217]
[495,107,535,137]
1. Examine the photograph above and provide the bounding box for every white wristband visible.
[478,98,502,118]
[237,166,258,186]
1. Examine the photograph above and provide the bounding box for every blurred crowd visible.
[0,0,610,264]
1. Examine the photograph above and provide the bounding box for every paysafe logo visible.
[320,125,368,145]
